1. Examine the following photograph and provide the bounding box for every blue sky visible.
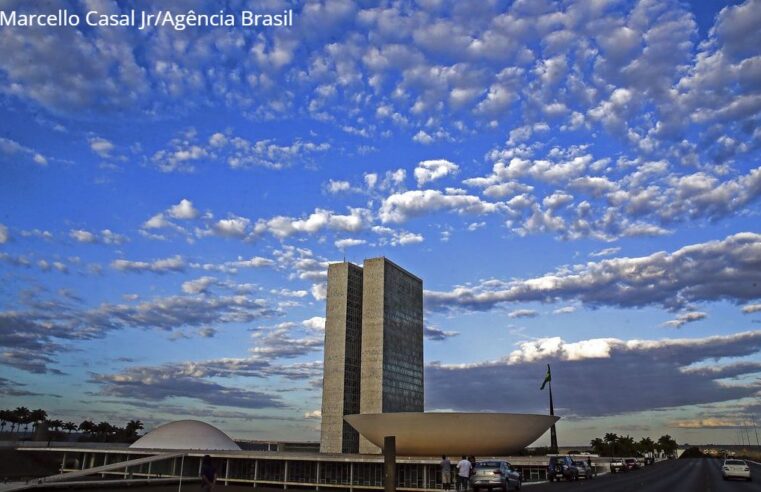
[1,0,760,446]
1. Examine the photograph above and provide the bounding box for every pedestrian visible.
[200,455,217,492]
[456,455,471,492]
[440,455,451,490]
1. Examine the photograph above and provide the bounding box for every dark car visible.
[547,456,578,482]
[624,458,639,470]
[472,460,521,491]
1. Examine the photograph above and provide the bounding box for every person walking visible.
[200,455,217,492]
[440,455,452,490]
[456,456,471,492]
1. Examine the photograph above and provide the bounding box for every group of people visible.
[440,455,476,491]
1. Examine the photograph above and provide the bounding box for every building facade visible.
[320,262,364,453]
[359,258,424,453]
[320,258,424,454]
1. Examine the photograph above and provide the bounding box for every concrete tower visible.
[320,257,424,454]
[320,262,364,453]
[359,257,424,454]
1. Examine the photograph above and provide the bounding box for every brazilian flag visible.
[540,364,551,390]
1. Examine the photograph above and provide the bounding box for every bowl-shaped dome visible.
[345,412,558,456]
[130,420,241,451]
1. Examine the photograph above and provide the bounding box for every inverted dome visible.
[130,420,241,451]
[345,412,559,456]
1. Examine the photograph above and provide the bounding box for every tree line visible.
[589,433,678,457]
[0,407,143,443]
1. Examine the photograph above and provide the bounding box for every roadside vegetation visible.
[0,407,143,443]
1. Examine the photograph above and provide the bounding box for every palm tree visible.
[6,410,19,433]
[63,422,77,434]
[657,435,678,457]
[79,420,96,435]
[14,407,31,435]
[638,437,655,455]
[48,419,63,433]
[604,432,619,456]
[618,435,636,455]
[125,420,144,438]
[29,409,47,433]
[589,437,605,455]
[95,421,114,440]
[0,410,10,433]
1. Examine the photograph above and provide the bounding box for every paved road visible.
[526,458,759,491]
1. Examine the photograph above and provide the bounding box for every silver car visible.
[472,460,522,491]
[572,461,595,479]
[722,459,752,481]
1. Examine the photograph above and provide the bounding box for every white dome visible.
[130,420,241,451]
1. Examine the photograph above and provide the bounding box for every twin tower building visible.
[320,257,424,454]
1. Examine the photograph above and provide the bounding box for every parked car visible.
[624,458,639,470]
[547,456,578,482]
[722,459,752,481]
[472,460,521,491]
[572,461,595,479]
[643,455,655,465]
[609,458,627,473]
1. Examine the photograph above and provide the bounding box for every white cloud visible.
[0,137,48,166]
[89,137,114,158]
[364,173,378,189]
[508,309,538,319]
[392,231,424,246]
[68,229,126,245]
[271,289,308,298]
[553,306,577,315]
[302,316,326,331]
[335,238,366,249]
[326,180,351,193]
[168,199,199,220]
[69,229,97,244]
[257,208,370,239]
[589,247,621,258]
[662,311,707,328]
[413,130,434,144]
[311,283,327,301]
[414,159,459,186]
[143,213,170,230]
[507,337,620,364]
[380,189,503,223]
[0,224,8,244]
[213,216,251,238]
[112,255,185,274]
[182,276,217,294]
[741,304,761,314]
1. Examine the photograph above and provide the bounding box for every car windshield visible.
[725,460,745,466]
[573,461,584,466]
[476,462,501,468]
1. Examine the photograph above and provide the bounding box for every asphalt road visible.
[526,458,760,492]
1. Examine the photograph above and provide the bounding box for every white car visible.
[722,459,751,481]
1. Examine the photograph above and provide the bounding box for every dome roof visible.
[130,420,241,451]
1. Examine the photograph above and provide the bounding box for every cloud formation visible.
[426,330,761,417]
[426,232,761,312]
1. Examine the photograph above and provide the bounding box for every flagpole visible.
[548,377,558,453]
